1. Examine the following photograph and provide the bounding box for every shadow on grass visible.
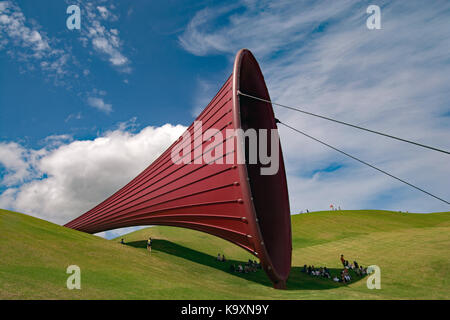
[124,239,365,290]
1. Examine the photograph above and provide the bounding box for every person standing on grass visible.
[147,237,152,253]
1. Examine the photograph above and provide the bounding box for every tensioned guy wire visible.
[277,120,450,206]
[237,91,450,155]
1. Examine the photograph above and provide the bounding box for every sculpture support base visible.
[273,280,287,290]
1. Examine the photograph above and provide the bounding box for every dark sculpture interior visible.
[237,51,291,279]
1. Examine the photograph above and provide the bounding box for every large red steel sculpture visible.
[65,49,292,289]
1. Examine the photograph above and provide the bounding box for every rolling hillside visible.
[1,208,449,299]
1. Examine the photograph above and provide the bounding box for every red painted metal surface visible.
[65,49,292,288]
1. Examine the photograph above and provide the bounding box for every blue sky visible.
[0,0,230,144]
[1,0,449,238]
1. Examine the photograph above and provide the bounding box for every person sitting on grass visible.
[216,253,221,261]
[354,260,359,269]
[310,265,316,275]
[360,266,366,275]
[340,272,346,283]
[302,265,307,273]
[323,267,331,278]
[314,267,320,277]
[343,268,351,282]
[222,254,226,262]
[120,238,125,244]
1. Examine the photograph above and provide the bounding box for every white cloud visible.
[180,0,450,212]
[0,142,32,186]
[0,0,69,80]
[179,1,355,57]
[0,1,125,111]
[92,37,127,66]
[96,6,109,19]
[80,1,131,71]
[42,134,73,148]
[65,112,82,122]
[87,96,113,113]
[0,2,50,55]
[0,123,187,225]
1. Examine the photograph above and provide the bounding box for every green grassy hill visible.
[1,208,449,299]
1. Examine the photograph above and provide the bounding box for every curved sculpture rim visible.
[232,49,292,287]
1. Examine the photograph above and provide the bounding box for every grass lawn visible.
[1,208,449,299]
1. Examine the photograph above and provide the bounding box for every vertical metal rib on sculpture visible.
[65,49,292,289]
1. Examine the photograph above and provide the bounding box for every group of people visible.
[216,253,227,262]
[230,259,261,274]
[340,254,367,276]
[301,265,331,278]
[120,236,153,253]
[332,254,368,283]
[215,253,262,274]
[334,268,352,283]
[302,254,368,284]
[299,206,344,214]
